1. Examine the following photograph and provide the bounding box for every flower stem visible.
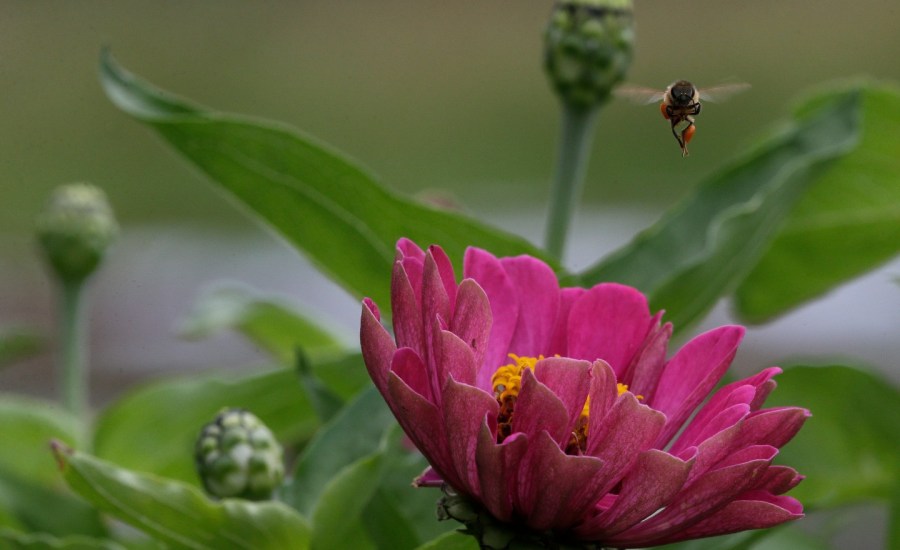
[544,103,599,260]
[59,280,89,417]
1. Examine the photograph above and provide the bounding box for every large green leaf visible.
[577,87,863,331]
[93,367,315,485]
[765,365,899,508]
[178,282,346,364]
[53,444,311,550]
[0,529,124,550]
[0,395,83,485]
[282,386,395,515]
[416,531,478,550]
[0,470,107,538]
[100,50,555,309]
[735,84,900,322]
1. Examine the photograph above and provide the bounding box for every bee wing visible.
[698,82,751,103]
[615,85,666,105]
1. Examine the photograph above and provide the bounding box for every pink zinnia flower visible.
[360,239,808,547]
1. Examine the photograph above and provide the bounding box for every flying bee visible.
[616,80,750,157]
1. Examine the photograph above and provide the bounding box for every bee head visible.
[669,80,696,105]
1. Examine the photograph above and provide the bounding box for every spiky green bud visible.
[36,183,118,285]
[544,0,635,110]
[194,408,284,501]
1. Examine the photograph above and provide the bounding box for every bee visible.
[616,80,750,157]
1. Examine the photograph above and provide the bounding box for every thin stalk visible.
[59,280,89,417]
[544,103,599,260]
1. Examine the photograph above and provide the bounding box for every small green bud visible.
[36,183,118,285]
[194,408,284,501]
[544,0,635,110]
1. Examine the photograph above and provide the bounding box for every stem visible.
[543,103,599,260]
[59,280,89,417]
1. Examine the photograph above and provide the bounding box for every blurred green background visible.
[1,1,899,399]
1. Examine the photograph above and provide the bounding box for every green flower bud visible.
[544,0,635,110]
[194,408,284,501]
[36,183,118,285]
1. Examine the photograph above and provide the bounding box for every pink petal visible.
[533,357,592,433]
[510,368,571,446]
[623,315,671,401]
[475,424,528,522]
[422,250,452,401]
[464,247,519,389]
[428,244,458,310]
[413,467,443,487]
[567,283,654,377]
[391,347,432,404]
[548,287,585,357]
[449,279,493,384]
[586,394,666,491]
[441,378,498,497]
[391,260,424,355]
[738,407,811,449]
[645,495,803,545]
[499,256,560,356]
[606,446,776,546]
[588,360,619,424]
[651,325,745,448]
[515,431,606,530]
[386,372,461,490]
[396,239,425,299]
[438,330,477,387]
[359,300,397,396]
[671,402,751,456]
[754,465,804,495]
[575,449,693,538]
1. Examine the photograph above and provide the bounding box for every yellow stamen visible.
[491,354,544,402]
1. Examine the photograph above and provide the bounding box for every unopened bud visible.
[194,408,284,501]
[544,0,635,110]
[36,183,118,285]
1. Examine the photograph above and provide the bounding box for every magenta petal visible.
[499,255,560,356]
[567,283,654,376]
[588,360,619,424]
[742,407,810,448]
[428,244,458,310]
[449,279,493,385]
[413,467,443,487]
[438,330,478,387]
[533,357,592,432]
[396,239,425,299]
[576,449,693,538]
[360,301,397,396]
[422,250,452,398]
[607,448,775,546]
[651,325,745,448]
[516,431,605,530]
[391,348,432,404]
[755,465,804,494]
[391,261,424,355]
[585,393,666,491]
[476,424,528,522]
[648,496,803,545]
[624,315,671,401]
[441,378,498,497]
[671,403,751,456]
[396,237,426,262]
[386,373,461,490]
[548,287,585,356]
[464,247,519,389]
[511,368,571,446]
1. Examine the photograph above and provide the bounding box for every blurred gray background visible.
[2,1,899,405]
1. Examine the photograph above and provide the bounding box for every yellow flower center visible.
[490,354,641,453]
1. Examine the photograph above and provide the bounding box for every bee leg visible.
[680,120,696,157]
[670,121,685,149]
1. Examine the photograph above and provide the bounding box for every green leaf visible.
[0,395,83,485]
[310,443,388,550]
[416,531,478,550]
[99,50,556,310]
[0,529,124,550]
[178,282,346,364]
[283,385,395,515]
[0,329,41,370]
[735,84,900,322]
[93,367,316,485]
[295,349,345,423]
[0,470,107,537]
[765,364,899,508]
[577,86,863,331]
[360,489,422,550]
[53,443,311,550]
